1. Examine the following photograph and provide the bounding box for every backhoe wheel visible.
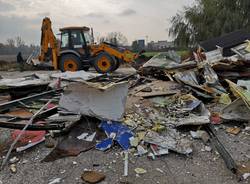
[93,52,115,73]
[112,57,121,71]
[59,54,82,72]
[82,66,90,71]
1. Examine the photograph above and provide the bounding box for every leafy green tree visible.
[169,0,250,47]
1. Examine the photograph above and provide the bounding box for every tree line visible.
[169,0,250,48]
[0,36,39,55]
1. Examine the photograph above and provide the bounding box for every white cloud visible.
[0,0,195,44]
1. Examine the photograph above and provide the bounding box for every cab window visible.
[84,31,92,45]
[61,32,69,48]
[71,30,84,48]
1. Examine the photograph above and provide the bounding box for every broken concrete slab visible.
[59,81,128,121]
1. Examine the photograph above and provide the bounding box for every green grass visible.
[142,52,159,57]
[176,50,190,57]
[142,50,189,58]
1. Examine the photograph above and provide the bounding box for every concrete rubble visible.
[0,34,249,183]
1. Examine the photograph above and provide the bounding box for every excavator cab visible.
[59,27,92,71]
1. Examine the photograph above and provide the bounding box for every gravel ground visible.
[0,69,249,184]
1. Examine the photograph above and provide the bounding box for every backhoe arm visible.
[91,43,139,63]
[38,17,59,69]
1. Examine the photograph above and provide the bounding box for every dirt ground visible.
[0,68,249,184]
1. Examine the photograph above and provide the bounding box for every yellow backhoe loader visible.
[37,17,141,73]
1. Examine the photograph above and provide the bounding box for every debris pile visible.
[0,35,250,183]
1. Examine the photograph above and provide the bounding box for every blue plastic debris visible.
[96,121,133,151]
[116,131,133,150]
[96,138,113,151]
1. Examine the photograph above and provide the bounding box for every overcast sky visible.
[0,0,195,45]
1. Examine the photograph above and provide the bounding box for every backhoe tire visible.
[112,57,120,71]
[93,52,115,73]
[82,66,90,71]
[59,54,82,72]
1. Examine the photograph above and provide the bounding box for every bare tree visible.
[102,32,128,46]
[15,36,25,48]
[6,38,15,48]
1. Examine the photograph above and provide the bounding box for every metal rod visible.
[0,99,52,170]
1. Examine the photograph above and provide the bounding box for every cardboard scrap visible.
[81,171,105,184]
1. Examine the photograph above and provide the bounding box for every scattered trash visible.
[204,146,212,152]
[9,157,19,164]
[150,144,169,156]
[134,167,147,175]
[0,32,250,182]
[96,121,133,151]
[81,171,105,184]
[43,120,97,162]
[190,130,210,143]
[242,173,250,180]
[123,151,129,177]
[96,138,113,151]
[211,112,222,125]
[44,134,55,148]
[156,168,164,174]
[144,130,192,155]
[219,93,232,105]
[9,164,17,173]
[48,178,61,184]
[136,145,148,156]
[226,127,241,135]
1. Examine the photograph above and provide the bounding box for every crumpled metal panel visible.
[226,79,250,109]
[51,70,101,81]
[221,98,250,121]
[142,51,197,71]
[59,82,128,121]
[42,120,101,162]
[0,78,49,89]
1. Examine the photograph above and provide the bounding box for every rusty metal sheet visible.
[42,118,104,162]
[5,109,33,119]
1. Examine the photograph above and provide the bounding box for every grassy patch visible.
[142,50,189,58]
[176,50,190,57]
[142,52,159,57]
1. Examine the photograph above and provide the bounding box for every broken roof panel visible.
[200,30,250,52]
[0,78,49,89]
[231,41,250,60]
[143,51,196,71]
[51,70,101,81]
